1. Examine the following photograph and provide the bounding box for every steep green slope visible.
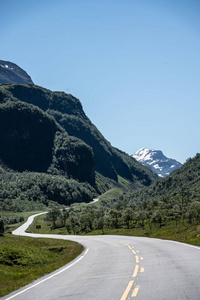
[0,84,157,186]
[128,153,200,208]
[0,99,95,184]
[0,100,61,172]
[49,132,95,185]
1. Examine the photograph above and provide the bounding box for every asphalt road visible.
[2,213,200,300]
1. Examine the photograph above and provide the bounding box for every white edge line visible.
[4,247,89,300]
[166,239,200,250]
[137,236,200,250]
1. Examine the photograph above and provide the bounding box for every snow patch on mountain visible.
[132,148,182,177]
[0,60,33,84]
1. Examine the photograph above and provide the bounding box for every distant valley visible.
[1,60,200,240]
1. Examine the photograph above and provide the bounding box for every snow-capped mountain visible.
[132,148,182,177]
[0,60,33,84]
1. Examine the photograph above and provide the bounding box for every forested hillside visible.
[129,154,200,206]
[0,84,157,185]
[0,172,96,212]
[0,83,158,212]
[48,154,200,235]
[107,153,200,228]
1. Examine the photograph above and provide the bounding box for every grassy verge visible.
[1,210,46,232]
[0,234,83,297]
[29,213,200,247]
[84,223,200,246]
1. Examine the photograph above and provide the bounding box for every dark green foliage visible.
[0,84,86,118]
[0,218,4,236]
[2,215,24,225]
[50,154,200,234]
[0,84,157,186]
[0,100,63,172]
[0,172,96,212]
[128,153,200,206]
[47,207,61,228]
[0,93,95,186]
[50,110,157,184]
[49,132,95,185]
[0,83,159,213]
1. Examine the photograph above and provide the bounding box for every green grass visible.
[0,234,83,297]
[97,188,124,204]
[29,213,200,247]
[83,222,200,246]
[1,210,46,232]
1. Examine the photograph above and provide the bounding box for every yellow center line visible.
[128,245,132,250]
[140,256,143,260]
[140,267,144,273]
[135,255,139,263]
[132,264,139,278]
[120,280,134,300]
[136,250,139,253]
[131,285,140,297]
[132,249,136,255]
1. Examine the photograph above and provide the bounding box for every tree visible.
[65,219,72,234]
[47,207,61,228]
[0,218,4,236]
[69,213,80,234]
[187,201,200,224]
[109,209,122,228]
[170,205,181,227]
[138,210,146,229]
[152,209,166,228]
[79,213,92,233]
[122,208,133,229]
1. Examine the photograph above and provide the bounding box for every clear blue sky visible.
[1,0,200,163]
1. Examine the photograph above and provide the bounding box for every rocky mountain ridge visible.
[0,60,34,84]
[132,148,182,177]
[0,61,158,196]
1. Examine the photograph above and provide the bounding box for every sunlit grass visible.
[0,234,83,297]
[29,213,200,247]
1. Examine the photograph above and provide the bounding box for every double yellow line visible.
[120,281,140,300]
[120,244,144,300]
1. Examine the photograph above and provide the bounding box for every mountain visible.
[128,153,200,209]
[0,61,159,210]
[132,148,182,177]
[0,99,95,183]
[0,84,158,187]
[0,60,34,84]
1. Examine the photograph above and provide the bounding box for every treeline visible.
[46,196,200,235]
[46,154,200,234]
[0,172,96,212]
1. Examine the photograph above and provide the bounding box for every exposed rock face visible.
[132,148,182,177]
[0,60,34,84]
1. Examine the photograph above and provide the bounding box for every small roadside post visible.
[36,225,41,233]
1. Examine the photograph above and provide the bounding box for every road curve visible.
[2,214,200,300]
